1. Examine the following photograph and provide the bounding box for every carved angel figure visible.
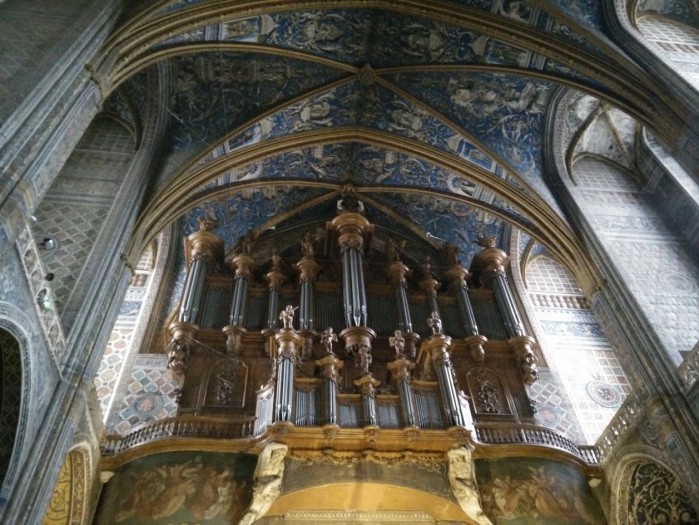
[428,311,443,335]
[279,305,298,329]
[389,329,406,356]
[320,327,338,354]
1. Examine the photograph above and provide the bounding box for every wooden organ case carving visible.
[165,199,540,436]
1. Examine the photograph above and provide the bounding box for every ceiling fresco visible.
[167,52,350,149]
[95,0,690,271]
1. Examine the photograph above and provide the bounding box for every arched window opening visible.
[636,14,699,87]
[524,255,630,444]
[571,156,699,366]
[0,329,22,488]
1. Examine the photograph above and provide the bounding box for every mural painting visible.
[476,458,605,524]
[95,452,256,525]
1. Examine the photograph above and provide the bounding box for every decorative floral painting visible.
[476,457,606,525]
[95,452,256,524]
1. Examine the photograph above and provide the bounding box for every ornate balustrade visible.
[102,414,601,465]
[474,422,599,464]
[101,416,256,455]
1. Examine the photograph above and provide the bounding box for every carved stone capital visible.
[275,328,302,362]
[509,335,539,384]
[445,263,471,289]
[167,321,199,372]
[464,334,488,363]
[329,212,373,252]
[230,253,256,280]
[315,353,344,383]
[386,260,410,286]
[419,276,440,295]
[222,324,247,358]
[296,256,321,283]
[188,228,222,262]
[471,245,510,283]
[354,373,381,395]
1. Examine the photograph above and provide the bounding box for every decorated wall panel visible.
[617,459,698,525]
[476,457,605,524]
[95,452,256,524]
[524,254,630,443]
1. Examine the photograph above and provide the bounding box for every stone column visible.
[168,217,222,371]
[470,236,525,338]
[223,233,256,357]
[274,306,302,422]
[444,244,487,362]
[354,373,381,427]
[296,232,321,359]
[327,199,373,328]
[386,240,419,358]
[419,259,441,322]
[316,328,343,425]
[387,330,417,427]
[422,314,468,427]
[265,254,285,331]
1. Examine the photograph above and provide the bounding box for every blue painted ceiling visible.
[106,0,675,266]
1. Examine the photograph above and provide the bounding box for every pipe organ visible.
[168,198,540,434]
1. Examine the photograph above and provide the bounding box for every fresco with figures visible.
[476,457,606,524]
[95,452,256,525]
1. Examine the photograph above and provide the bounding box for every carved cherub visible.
[389,329,406,357]
[357,344,372,375]
[320,327,338,355]
[279,305,298,329]
[428,311,443,335]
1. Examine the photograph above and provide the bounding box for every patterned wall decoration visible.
[525,254,630,443]
[528,370,586,443]
[620,461,698,525]
[107,355,180,436]
[167,52,350,149]
[0,0,95,122]
[32,118,135,326]
[572,156,699,364]
[95,247,155,419]
[95,451,256,525]
[43,449,86,525]
[476,457,605,524]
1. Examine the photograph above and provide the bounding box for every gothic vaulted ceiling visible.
[92,0,689,269]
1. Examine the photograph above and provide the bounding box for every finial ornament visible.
[279,305,298,329]
[389,329,406,356]
[476,235,497,249]
[197,216,218,232]
[235,231,256,255]
[443,242,460,266]
[428,311,443,335]
[337,185,364,214]
[321,327,338,355]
